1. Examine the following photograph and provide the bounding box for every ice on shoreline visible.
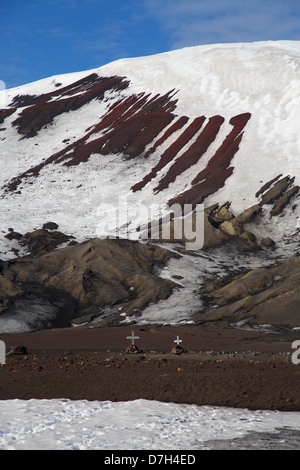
[0,398,300,450]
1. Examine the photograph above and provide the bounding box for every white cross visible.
[126,330,140,345]
[174,336,182,346]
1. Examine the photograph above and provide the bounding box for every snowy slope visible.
[1,40,300,247]
[0,41,300,327]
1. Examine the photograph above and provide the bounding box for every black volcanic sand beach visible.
[0,323,300,411]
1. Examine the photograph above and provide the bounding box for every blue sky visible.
[1,0,300,89]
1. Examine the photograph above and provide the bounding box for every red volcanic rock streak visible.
[168,112,251,207]
[2,71,251,211]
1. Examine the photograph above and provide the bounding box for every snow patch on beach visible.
[0,399,300,450]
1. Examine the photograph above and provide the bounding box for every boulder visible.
[171,345,185,355]
[8,345,28,356]
[23,228,73,255]
[124,344,143,354]
[219,219,242,236]
[212,202,234,222]
[4,230,23,241]
[42,222,59,230]
[261,237,275,247]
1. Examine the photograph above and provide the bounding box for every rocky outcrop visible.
[0,235,179,328]
[11,74,130,137]
[0,108,16,124]
[143,174,299,252]
[5,226,73,256]
[203,202,261,250]
[256,175,299,217]
[142,200,261,252]
[194,257,300,328]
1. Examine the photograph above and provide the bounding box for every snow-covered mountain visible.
[0,40,300,329]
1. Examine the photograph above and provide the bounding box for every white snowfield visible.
[0,398,300,450]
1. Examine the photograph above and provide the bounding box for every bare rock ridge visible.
[0,234,179,328]
[195,257,300,329]
[5,224,73,257]
[184,177,300,330]
[0,108,15,124]
[10,74,130,136]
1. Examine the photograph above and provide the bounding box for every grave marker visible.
[126,331,140,346]
[174,336,182,346]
